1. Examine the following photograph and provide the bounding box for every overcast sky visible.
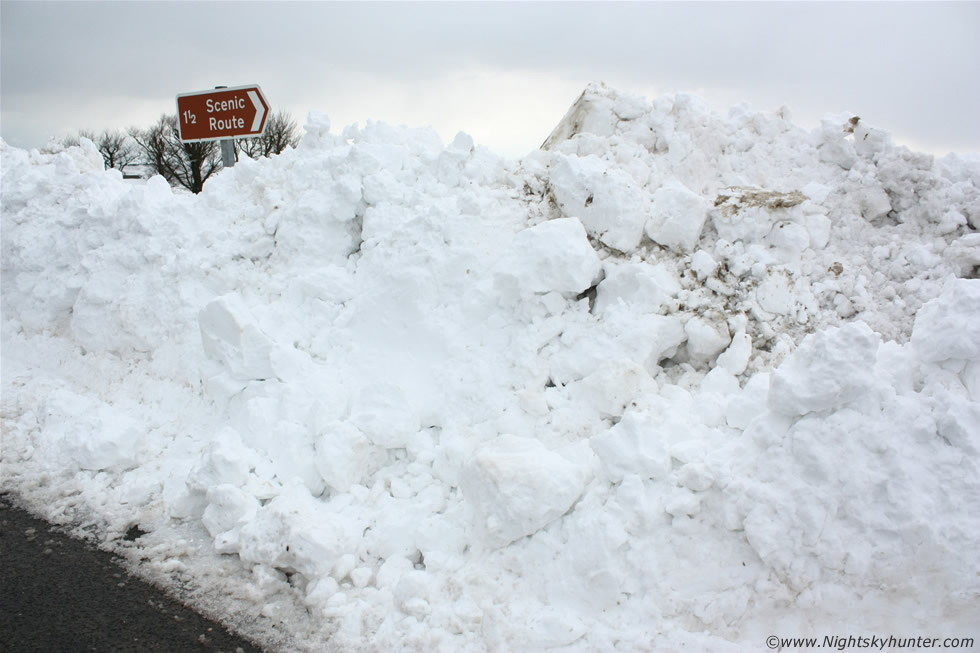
[2,2,978,159]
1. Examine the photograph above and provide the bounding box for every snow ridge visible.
[2,85,979,652]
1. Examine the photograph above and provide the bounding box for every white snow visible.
[494,217,601,295]
[646,180,710,252]
[768,322,880,416]
[2,82,980,652]
[461,434,590,550]
[910,277,980,363]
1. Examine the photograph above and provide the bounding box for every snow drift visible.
[2,82,979,652]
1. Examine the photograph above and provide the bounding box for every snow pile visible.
[2,84,979,652]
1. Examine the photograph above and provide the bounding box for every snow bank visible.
[2,83,979,652]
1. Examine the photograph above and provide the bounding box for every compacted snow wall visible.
[2,85,979,652]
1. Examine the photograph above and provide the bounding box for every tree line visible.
[54,110,300,194]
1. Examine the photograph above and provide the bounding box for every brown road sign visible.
[176,85,269,143]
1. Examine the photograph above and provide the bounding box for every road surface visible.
[0,494,267,652]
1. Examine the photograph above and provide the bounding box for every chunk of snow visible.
[199,294,278,380]
[685,316,731,361]
[41,390,145,471]
[646,180,710,253]
[495,217,601,294]
[768,322,880,415]
[590,410,672,483]
[549,154,650,252]
[911,278,980,362]
[717,330,752,375]
[594,261,680,315]
[460,434,589,549]
[690,250,718,279]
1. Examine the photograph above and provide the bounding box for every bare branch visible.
[130,114,222,193]
[237,109,300,159]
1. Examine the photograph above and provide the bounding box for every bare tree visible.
[237,110,300,159]
[130,114,222,194]
[94,129,139,171]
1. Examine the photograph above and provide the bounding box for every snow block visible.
[187,427,257,492]
[590,410,672,483]
[942,234,980,279]
[460,435,589,549]
[496,217,601,295]
[593,261,680,315]
[567,360,657,419]
[41,389,145,471]
[768,322,880,416]
[548,311,686,383]
[817,117,858,170]
[199,294,278,380]
[691,250,718,279]
[857,185,892,222]
[540,83,621,148]
[717,330,752,375]
[236,487,355,580]
[646,180,710,253]
[202,484,260,553]
[911,278,980,363]
[302,110,332,145]
[766,221,810,253]
[755,270,796,316]
[549,154,650,252]
[685,316,731,362]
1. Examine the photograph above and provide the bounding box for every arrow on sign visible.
[175,85,270,143]
[247,90,266,132]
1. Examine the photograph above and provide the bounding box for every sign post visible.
[214,86,237,168]
[175,85,270,152]
[220,136,237,168]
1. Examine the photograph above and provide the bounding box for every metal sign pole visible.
[214,85,236,168]
[220,139,236,168]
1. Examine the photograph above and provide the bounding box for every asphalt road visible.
[0,494,268,653]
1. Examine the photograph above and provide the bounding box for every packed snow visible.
[2,82,979,652]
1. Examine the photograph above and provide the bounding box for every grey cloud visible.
[2,1,978,153]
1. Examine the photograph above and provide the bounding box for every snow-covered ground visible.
[2,83,979,652]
